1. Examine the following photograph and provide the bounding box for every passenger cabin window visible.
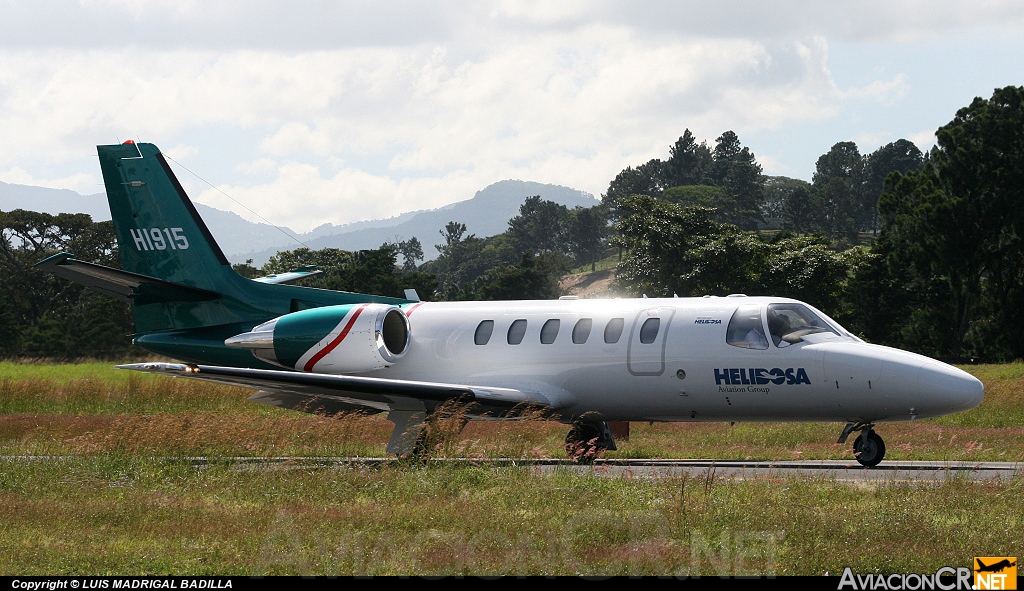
[726,305,768,350]
[767,303,840,347]
[572,318,593,344]
[507,319,527,345]
[604,318,625,343]
[540,319,560,344]
[474,320,494,345]
[639,317,660,344]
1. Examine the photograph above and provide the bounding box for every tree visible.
[862,140,924,234]
[507,195,569,256]
[0,210,133,359]
[263,244,413,298]
[869,86,1024,360]
[812,141,865,245]
[779,181,826,235]
[232,259,262,278]
[613,195,864,317]
[603,130,764,229]
[612,195,721,297]
[475,253,564,300]
[601,159,667,215]
[663,129,712,187]
[396,270,439,302]
[765,176,829,235]
[436,221,469,255]
[422,232,518,301]
[263,247,354,285]
[564,205,610,271]
[662,185,724,209]
[396,237,424,271]
[707,131,765,229]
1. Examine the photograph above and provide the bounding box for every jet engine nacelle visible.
[225,303,410,374]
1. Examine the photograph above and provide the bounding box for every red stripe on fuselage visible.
[405,303,424,317]
[303,304,368,372]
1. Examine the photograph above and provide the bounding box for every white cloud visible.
[0,167,98,195]
[908,130,938,152]
[0,31,894,227]
[841,74,911,106]
[1,3,1022,230]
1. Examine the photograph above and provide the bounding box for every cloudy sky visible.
[1,1,1022,232]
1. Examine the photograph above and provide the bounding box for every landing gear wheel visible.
[410,412,469,458]
[564,422,604,464]
[853,431,886,467]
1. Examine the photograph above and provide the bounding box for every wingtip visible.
[116,362,197,374]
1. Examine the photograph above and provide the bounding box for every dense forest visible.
[3,86,1022,362]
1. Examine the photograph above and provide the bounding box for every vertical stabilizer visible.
[98,141,231,291]
[95,141,406,344]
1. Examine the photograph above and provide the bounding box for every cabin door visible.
[627,307,675,376]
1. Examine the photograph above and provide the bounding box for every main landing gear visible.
[839,422,886,467]
[564,415,617,463]
[386,402,469,458]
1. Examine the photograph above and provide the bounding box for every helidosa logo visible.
[714,367,811,386]
[694,317,722,325]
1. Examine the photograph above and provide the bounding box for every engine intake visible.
[225,303,411,374]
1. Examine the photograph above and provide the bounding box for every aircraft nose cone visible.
[917,361,984,416]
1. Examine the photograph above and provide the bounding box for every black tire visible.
[853,431,886,467]
[409,413,469,458]
[564,422,604,464]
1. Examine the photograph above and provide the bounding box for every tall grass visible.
[1,361,1021,461]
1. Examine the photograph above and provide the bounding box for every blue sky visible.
[1,1,1022,232]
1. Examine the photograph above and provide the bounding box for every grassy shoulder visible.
[0,456,1020,576]
[0,360,138,382]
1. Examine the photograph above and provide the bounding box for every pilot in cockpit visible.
[768,311,792,348]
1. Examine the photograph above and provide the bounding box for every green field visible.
[0,361,1021,575]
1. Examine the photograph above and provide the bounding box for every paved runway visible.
[535,459,1024,482]
[175,456,1024,482]
[5,455,1020,482]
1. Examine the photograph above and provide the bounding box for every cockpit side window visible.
[767,303,840,346]
[726,305,768,350]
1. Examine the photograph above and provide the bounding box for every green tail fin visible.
[96,141,406,343]
[99,141,233,291]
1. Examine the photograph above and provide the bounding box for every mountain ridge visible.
[0,178,598,265]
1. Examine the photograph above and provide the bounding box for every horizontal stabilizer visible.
[251,266,323,285]
[117,362,553,414]
[35,252,221,304]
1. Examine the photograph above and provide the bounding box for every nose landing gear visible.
[839,422,886,467]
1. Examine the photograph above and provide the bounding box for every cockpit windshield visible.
[767,303,841,346]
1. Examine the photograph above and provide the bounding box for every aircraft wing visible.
[117,362,553,416]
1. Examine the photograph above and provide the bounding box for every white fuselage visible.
[372,296,983,424]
